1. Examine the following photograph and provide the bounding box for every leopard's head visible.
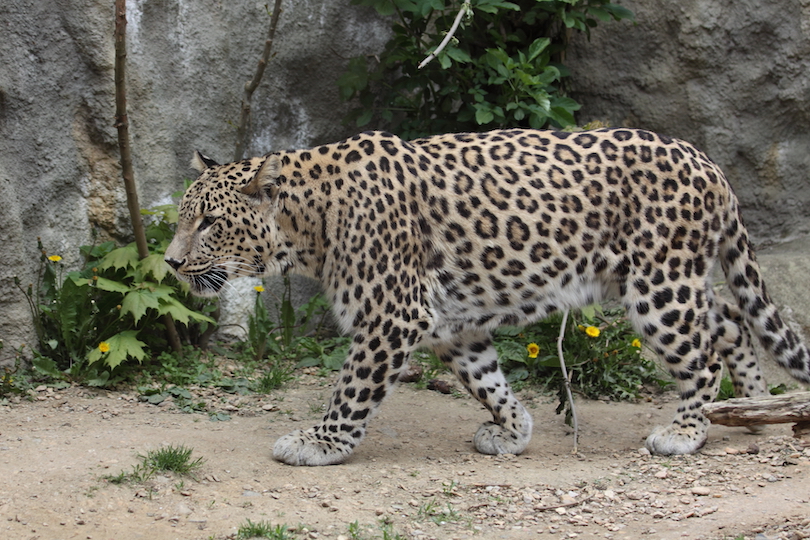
[165,151,285,296]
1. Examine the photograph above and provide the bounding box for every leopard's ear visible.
[241,154,281,201]
[190,151,219,173]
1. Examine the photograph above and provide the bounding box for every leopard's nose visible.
[165,256,185,271]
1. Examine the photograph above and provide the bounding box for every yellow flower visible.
[585,326,600,338]
[98,342,110,353]
[526,343,540,359]
[254,285,265,293]
[48,255,62,262]
[631,338,642,348]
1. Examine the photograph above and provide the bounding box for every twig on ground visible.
[558,309,579,453]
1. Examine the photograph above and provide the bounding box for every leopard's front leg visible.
[273,322,419,466]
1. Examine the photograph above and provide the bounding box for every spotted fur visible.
[165,128,810,465]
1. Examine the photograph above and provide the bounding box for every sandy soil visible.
[1,375,809,540]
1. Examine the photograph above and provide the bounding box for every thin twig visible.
[234,0,283,161]
[557,309,578,453]
[418,2,470,70]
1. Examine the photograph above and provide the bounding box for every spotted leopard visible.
[165,128,810,466]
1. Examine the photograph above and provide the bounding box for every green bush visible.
[495,307,668,401]
[340,0,633,138]
[16,205,216,385]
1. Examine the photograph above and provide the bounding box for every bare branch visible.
[114,0,182,354]
[557,309,579,453]
[234,0,284,161]
[418,2,470,70]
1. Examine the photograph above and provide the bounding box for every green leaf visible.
[438,52,452,69]
[93,276,131,294]
[121,289,161,324]
[581,305,597,321]
[32,354,63,378]
[158,296,217,326]
[100,245,139,272]
[446,47,471,64]
[527,38,551,62]
[475,107,494,125]
[139,254,171,284]
[337,57,369,101]
[355,108,374,127]
[86,330,148,370]
[604,3,635,21]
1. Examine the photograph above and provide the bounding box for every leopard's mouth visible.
[184,268,229,297]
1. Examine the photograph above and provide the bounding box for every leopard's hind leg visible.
[431,330,533,455]
[711,295,768,398]
[624,279,723,455]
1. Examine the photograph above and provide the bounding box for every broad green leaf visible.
[158,296,216,326]
[581,304,597,321]
[528,37,551,62]
[439,52,452,69]
[604,3,635,21]
[337,57,369,101]
[355,108,374,127]
[32,354,62,378]
[475,107,494,125]
[100,245,139,271]
[121,289,161,324]
[446,47,471,64]
[93,276,131,293]
[139,253,171,284]
[86,330,147,370]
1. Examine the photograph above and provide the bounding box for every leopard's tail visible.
[719,197,810,384]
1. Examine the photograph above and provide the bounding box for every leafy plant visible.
[237,520,293,540]
[139,444,205,476]
[16,205,216,384]
[104,443,204,485]
[0,341,29,397]
[496,307,668,407]
[243,278,348,373]
[340,0,633,138]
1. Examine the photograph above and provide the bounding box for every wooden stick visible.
[234,0,284,161]
[114,0,182,354]
[557,309,579,453]
[418,2,469,70]
[703,392,810,426]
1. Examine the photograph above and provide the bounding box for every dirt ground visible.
[1,374,809,540]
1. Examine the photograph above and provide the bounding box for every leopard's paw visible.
[645,423,708,456]
[473,409,533,455]
[273,429,354,466]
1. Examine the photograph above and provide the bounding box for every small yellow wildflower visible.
[577,324,585,331]
[254,285,265,293]
[98,342,110,353]
[631,338,642,348]
[585,326,600,338]
[526,343,540,359]
[48,255,62,262]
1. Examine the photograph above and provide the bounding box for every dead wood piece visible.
[703,392,810,427]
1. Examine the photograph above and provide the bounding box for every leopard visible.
[165,128,810,466]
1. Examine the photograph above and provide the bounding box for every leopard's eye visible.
[198,215,217,231]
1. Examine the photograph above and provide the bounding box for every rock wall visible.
[0,0,390,362]
[2,0,809,366]
[567,0,810,242]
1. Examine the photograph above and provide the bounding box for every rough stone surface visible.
[567,0,810,242]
